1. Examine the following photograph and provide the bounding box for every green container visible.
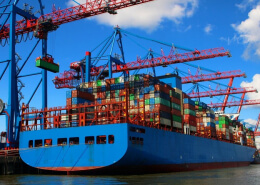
[195,101,199,105]
[115,77,120,84]
[155,97,171,107]
[172,103,181,111]
[173,115,182,122]
[150,118,154,122]
[134,75,140,81]
[184,109,196,116]
[129,94,135,101]
[36,59,59,73]
[219,120,228,125]
[198,106,202,111]
[145,99,150,105]
[169,90,173,97]
[173,92,181,99]
[219,124,223,128]
[106,91,110,97]
[129,81,135,87]
[96,80,102,87]
[115,90,120,97]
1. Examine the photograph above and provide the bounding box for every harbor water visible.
[0,165,259,185]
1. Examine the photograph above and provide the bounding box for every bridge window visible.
[29,140,33,148]
[69,137,79,145]
[97,135,106,144]
[58,138,67,146]
[108,135,114,144]
[130,127,145,133]
[35,139,43,147]
[85,136,94,144]
[44,139,52,146]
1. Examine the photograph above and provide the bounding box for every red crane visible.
[90,47,230,75]
[181,70,246,84]
[0,0,155,39]
[53,47,231,88]
[187,87,257,98]
[208,99,260,108]
[254,114,260,136]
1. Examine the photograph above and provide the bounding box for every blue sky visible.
[1,0,260,132]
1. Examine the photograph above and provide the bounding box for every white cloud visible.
[233,5,260,59]
[204,24,212,34]
[235,0,256,12]
[240,74,260,103]
[67,0,198,31]
[243,118,257,128]
[220,34,240,45]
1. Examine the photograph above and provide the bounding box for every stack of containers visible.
[246,129,255,147]
[216,115,230,140]
[195,101,216,137]
[183,97,196,133]
[65,90,95,127]
[170,90,182,130]
[77,74,183,129]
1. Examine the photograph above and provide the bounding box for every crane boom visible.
[181,70,245,84]
[187,87,257,98]
[208,99,260,108]
[0,0,154,39]
[52,47,231,88]
[90,47,230,76]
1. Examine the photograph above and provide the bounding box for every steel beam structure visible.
[0,0,155,40]
[187,87,257,98]
[208,99,260,108]
[181,70,246,84]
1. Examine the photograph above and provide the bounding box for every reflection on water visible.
[0,165,260,185]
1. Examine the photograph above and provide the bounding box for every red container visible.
[182,93,189,99]
[171,109,181,116]
[154,104,171,114]
[170,97,181,104]
[144,94,150,99]
[183,114,196,122]
[183,103,195,110]
[66,98,71,106]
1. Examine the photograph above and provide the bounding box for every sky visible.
[1,0,260,137]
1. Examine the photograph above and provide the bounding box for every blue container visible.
[86,88,93,93]
[139,94,144,99]
[101,86,106,92]
[159,75,182,90]
[206,122,215,127]
[66,91,72,98]
[150,98,155,104]
[139,87,144,95]
[72,97,78,105]
[160,111,171,120]
[119,83,125,90]
[144,87,150,94]
[96,98,102,104]
[110,84,116,90]
[183,98,195,106]
[149,105,155,110]
[71,122,78,127]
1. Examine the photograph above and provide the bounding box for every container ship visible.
[19,74,256,174]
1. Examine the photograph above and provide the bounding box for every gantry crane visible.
[187,87,257,98]
[52,27,231,88]
[208,99,260,108]
[0,0,155,148]
[181,70,245,84]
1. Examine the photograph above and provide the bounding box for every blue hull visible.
[19,123,255,173]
